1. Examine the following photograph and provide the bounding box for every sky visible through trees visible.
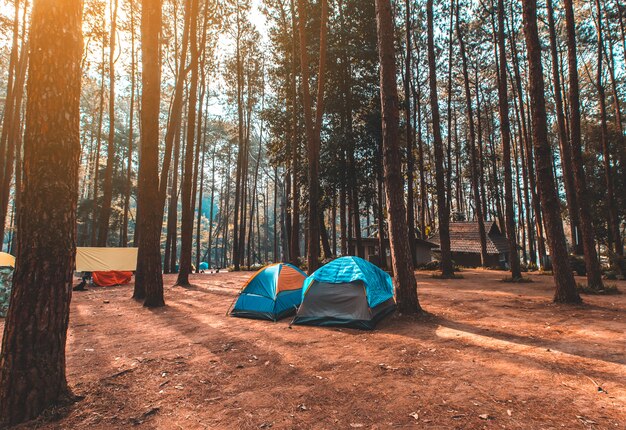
[0,0,625,285]
[0,0,624,281]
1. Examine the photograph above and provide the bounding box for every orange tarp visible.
[92,271,133,287]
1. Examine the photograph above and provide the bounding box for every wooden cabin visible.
[430,221,510,268]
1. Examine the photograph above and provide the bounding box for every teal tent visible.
[293,256,396,330]
[231,263,307,321]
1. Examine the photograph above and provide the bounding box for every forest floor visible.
[2,269,625,429]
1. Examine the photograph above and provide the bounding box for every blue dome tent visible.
[231,263,307,321]
[293,256,396,330]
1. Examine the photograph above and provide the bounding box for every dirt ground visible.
[1,269,625,429]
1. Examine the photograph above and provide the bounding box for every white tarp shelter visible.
[76,247,138,272]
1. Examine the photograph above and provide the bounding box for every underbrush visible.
[431,273,464,280]
[576,283,621,295]
[500,276,533,283]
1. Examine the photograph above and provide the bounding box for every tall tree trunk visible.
[340,157,347,255]
[561,0,605,289]
[177,0,200,286]
[603,0,626,187]
[457,1,488,266]
[196,137,206,270]
[0,0,20,191]
[158,0,191,212]
[496,0,522,279]
[191,82,206,271]
[594,0,623,256]
[376,0,421,313]
[222,147,232,267]
[377,143,386,268]
[297,0,327,273]
[508,11,541,267]
[97,0,119,246]
[134,0,164,307]
[248,134,263,267]
[91,39,106,246]
[232,7,245,270]
[288,0,300,265]
[237,80,252,267]
[331,189,337,256]
[122,1,136,247]
[0,0,22,248]
[404,0,416,263]
[427,0,454,277]
[207,139,217,268]
[445,0,455,211]
[165,131,181,273]
[411,45,427,240]
[274,167,280,260]
[0,37,27,253]
[521,0,581,303]
[475,67,489,221]
[546,0,581,255]
[0,0,82,423]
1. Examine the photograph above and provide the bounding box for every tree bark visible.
[508,11,541,267]
[134,0,164,306]
[0,0,82,423]
[376,0,421,314]
[457,2,488,267]
[122,1,136,247]
[404,0,416,263]
[0,0,23,248]
[164,130,180,274]
[594,0,623,256]
[97,0,119,246]
[496,0,522,279]
[297,0,327,273]
[288,0,300,265]
[207,138,217,268]
[0,0,20,192]
[562,0,605,289]
[0,35,27,253]
[157,0,191,213]
[90,38,106,246]
[546,0,581,256]
[427,0,454,277]
[521,0,581,303]
[177,0,200,286]
[232,5,246,270]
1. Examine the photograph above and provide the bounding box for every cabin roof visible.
[430,221,510,255]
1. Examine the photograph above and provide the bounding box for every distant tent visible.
[92,271,133,287]
[293,256,396,330]
[0,253,15,317]
[231,263,306,321]
[76,248,138,288]
[199,262,209,271]
[0,252,15,268]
